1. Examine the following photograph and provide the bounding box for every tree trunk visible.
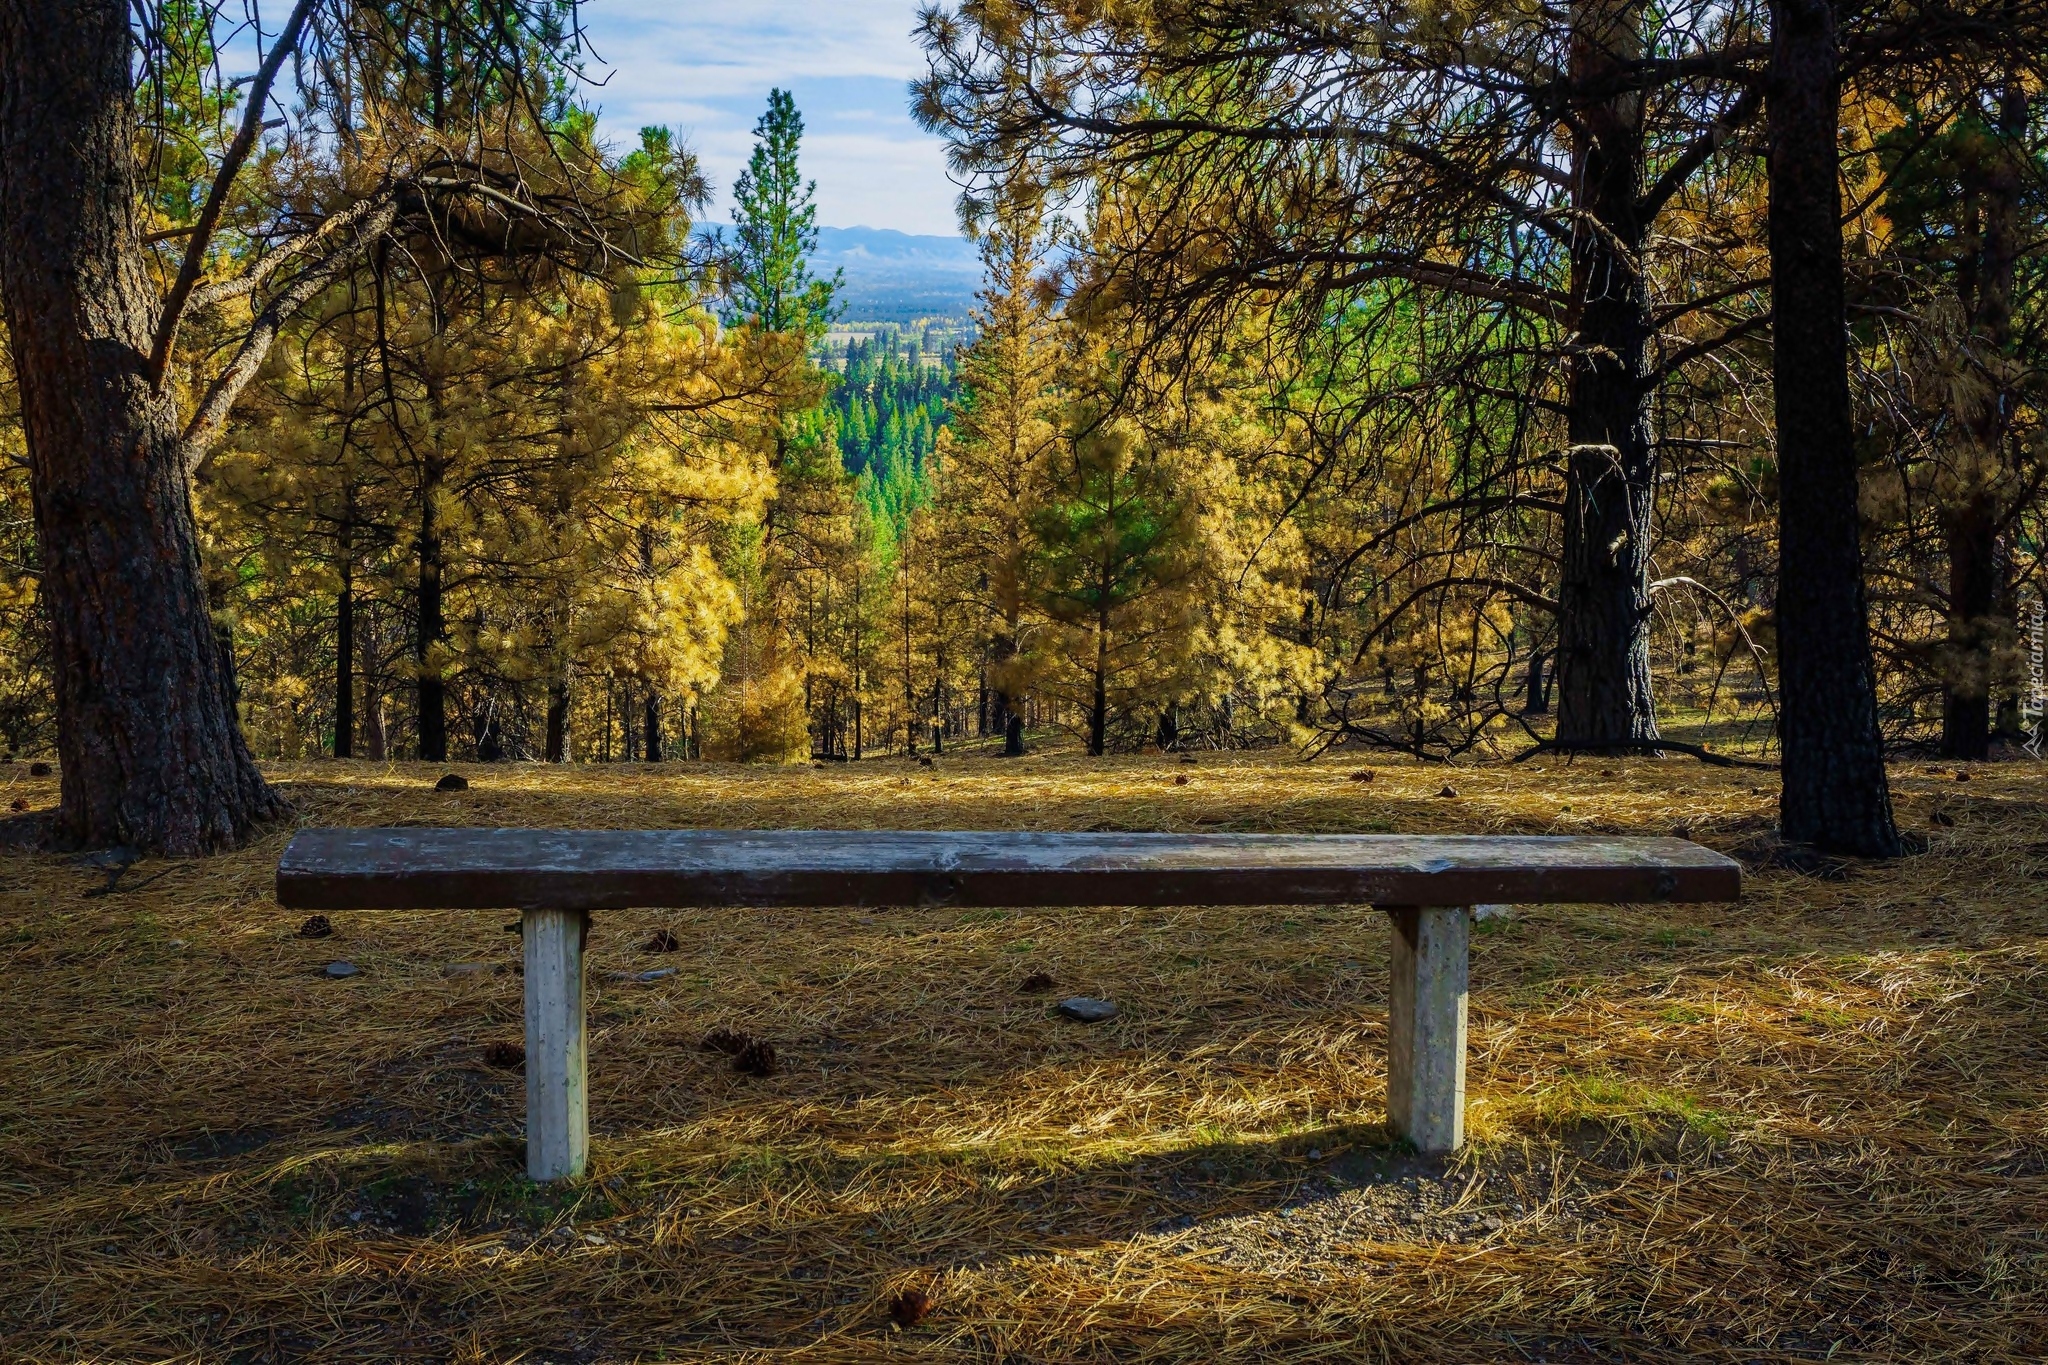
[643,691,661,763]
[1555,0,1659,749]
[1089,612,1109,756]
[474,701,503,761]
[991,616,1027,756]
[545,678,570,762]
[1939,81,2022,761]
[361,609,388,761]
[0,0,282,851]
[334,547,354,758]
[415,449,447,762]
[1766,0,1900,855]
[1940,506,1996,759]
[1524,649,1549,715]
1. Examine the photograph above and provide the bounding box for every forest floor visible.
[1,749,2044,1363]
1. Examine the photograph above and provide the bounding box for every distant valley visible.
[812,226,981,322]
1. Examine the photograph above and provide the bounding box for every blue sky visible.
[574,1,962,237]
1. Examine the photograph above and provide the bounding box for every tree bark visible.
[1555,0,1660,750]
[0,0,283,851]
[642,691,661,763]
[1766,0,1900,855]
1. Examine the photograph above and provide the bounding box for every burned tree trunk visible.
[1554,0,1660,750]
[1766,0,1899,855]
[0,0,282,851]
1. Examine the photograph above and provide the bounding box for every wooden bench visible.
[276,828,1740,1181]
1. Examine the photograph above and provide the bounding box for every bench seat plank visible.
[278,827,1739,911]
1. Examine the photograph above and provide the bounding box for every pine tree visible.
[941,197,1063,753]
[725,90,840,341]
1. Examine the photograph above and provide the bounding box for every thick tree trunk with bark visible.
[1555,0,1660,749]
[0,0,282,851]
[1766,0,1900,855]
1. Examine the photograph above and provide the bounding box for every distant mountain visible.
[813,226,981,323]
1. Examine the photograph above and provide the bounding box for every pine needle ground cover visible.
[2,754,2043,1363]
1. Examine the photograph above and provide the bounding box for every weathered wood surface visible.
[523,908,588,1181]
[278,827,1739,910]
[1386,906,1469,1154]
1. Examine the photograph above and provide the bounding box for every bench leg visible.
[523,908,589,1181]
[1386,905,1469,1154]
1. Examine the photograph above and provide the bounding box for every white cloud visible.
[575,0,962,235]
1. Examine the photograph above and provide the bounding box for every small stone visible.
[322,961,360,978]
[29,761,51,777]
[635,968,677,983]
[435,773,468,791]
[1174,774,1189,785]
[1483,1215,1504,1231]
[77,846,140,870]
[296,914,333,939]
[1057,996,1118,1023]
[1437,784,1459,798]
[167,939,188,950]
[1954,769,1972,782]
[1306,1147,1322,1161]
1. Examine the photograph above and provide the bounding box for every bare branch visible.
[146,0,319,390]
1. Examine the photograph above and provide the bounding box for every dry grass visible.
[1,750,2044,1363]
